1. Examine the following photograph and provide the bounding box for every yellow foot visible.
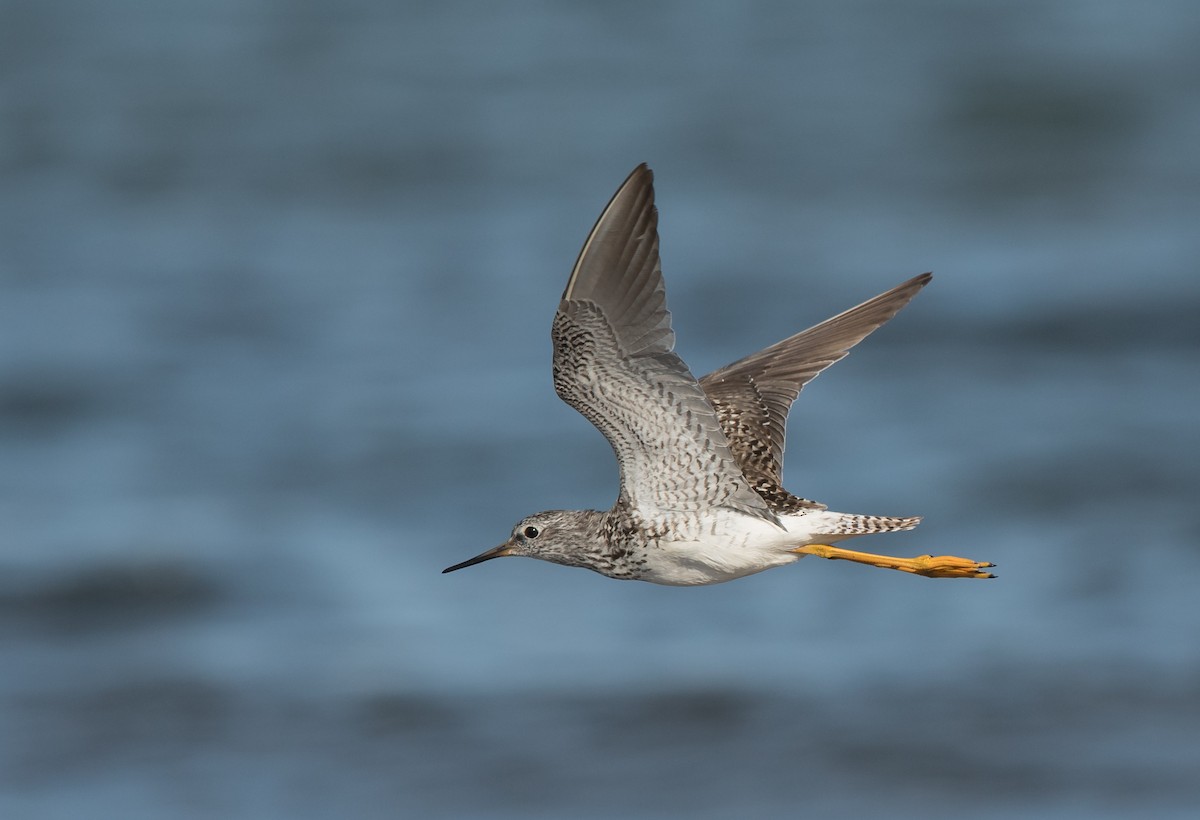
[792,544,996,579]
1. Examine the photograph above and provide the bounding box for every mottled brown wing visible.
[554,165,778,525]
[699,273,932,506]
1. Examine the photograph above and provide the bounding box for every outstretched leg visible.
[792,544,995,579]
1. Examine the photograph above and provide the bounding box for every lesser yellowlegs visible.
[443,165,994,584]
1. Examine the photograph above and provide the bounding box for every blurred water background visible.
[2,1,1199,817]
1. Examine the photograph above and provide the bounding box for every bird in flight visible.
[444,165,994,585]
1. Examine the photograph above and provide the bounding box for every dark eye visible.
[523,525,540,539]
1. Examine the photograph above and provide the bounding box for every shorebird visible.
[444,164,994,585]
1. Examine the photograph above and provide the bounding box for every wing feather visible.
[554,165,777,524]
[700,273,932,496]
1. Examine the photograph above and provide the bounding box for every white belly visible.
[635,509,847,586]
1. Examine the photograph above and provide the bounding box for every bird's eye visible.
[523,525,540,539]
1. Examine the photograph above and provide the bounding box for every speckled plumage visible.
[443,165,995,585]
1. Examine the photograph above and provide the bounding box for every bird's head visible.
[442,510,601,574]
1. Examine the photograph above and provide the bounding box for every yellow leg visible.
[792,544,996,579]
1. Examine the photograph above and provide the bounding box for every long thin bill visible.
[442,544,511,574]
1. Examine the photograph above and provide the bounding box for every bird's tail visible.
[822,514,921,536]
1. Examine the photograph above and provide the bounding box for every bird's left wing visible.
[699,273,932,499]
[553,164,778,525]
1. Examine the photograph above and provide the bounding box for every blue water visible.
[3,1,1199,817]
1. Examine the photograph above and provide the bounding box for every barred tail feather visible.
[825,514,921,536]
